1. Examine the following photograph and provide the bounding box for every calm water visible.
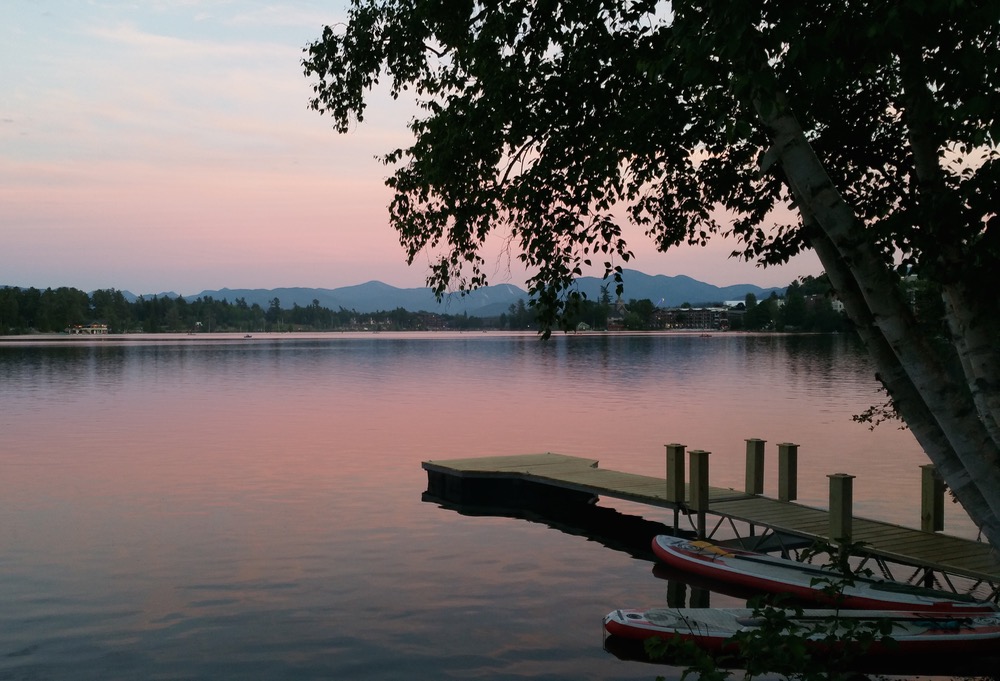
[0,332,975,680]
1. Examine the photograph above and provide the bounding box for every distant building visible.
[662,307,728,330]
[607,299,629,331]
[66,323,109,335]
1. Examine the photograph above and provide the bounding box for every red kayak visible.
[652,535,996,614]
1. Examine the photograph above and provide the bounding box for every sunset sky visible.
[2,1,821,297]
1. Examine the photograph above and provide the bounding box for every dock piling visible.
[689,449,710,539]
[665,443,686,503]
[828,473,855,543]
[778,442,798,502]
[665,443,686,531]
[745,438,766,495]
[921,464,945,532]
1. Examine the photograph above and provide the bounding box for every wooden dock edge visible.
[423,453,600,507]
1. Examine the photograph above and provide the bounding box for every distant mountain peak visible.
[122,270,783,315]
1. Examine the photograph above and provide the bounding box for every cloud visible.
[226,4,343,29]
[86,21,290,60]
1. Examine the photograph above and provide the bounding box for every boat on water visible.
[603,607,1000,655]
[652,534,997,613]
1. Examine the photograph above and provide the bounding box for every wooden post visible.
[778,442,798,502]
[921,464,945,532]
[666,579,686,608]
[666,579,709,607]
[665,443,686,532]
[689,586,711,608]
[665,444,686,503]
[745,438,765,495]
[689,450,710,539]
[828,473,855,543]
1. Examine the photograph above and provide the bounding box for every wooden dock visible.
[422,452,1000,589]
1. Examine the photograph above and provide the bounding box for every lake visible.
[0,332,978,680]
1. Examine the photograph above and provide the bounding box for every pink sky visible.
[1,1,821,297]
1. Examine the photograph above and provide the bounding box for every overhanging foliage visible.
[304,0,1000,545]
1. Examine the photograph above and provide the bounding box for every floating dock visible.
[422,451,1000,593]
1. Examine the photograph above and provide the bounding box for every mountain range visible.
[127,270,785,317]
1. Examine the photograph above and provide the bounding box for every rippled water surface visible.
[0,332,971,679]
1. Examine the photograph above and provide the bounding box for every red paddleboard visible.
[652,534,996,614]
[604,606,1000,656]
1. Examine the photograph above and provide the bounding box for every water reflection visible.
[0,333,975,679]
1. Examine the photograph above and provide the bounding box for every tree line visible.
[0,287,489,334]
[0,275,850,335]
[556,275,850,332]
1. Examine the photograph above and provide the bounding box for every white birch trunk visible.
[803,215,1000,543]
[897,49,1000,457]
[757,100,1000,547]
[940,287,1000,453]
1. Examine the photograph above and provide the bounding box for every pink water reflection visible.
[0,332,978,679]
[0,332,975,546]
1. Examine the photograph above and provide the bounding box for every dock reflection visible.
[421,491,691,562]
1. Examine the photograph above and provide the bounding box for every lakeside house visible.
[66,323,109,335]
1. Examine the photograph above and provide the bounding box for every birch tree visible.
[304,1,1000,545]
